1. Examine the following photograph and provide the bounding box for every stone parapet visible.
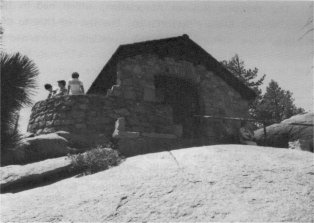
[27,95,175,137]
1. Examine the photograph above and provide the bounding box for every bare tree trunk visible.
[13,112,20,135]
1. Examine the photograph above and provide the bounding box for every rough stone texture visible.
[1,145,313,222]
[173,124,183,137]
[1,132,110,166]
[114,132,178,157]
[116,136,178,157]
[255,113,313,152]
[112,118,178,156]
[27,54,250,153]
[23,133,71,155]
[116,55,249,142]
[88,35,256,100]
[55,131,110,149]
[0,156,71,192]
[28,95,174,137]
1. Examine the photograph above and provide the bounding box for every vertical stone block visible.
[173,124,183,137]
[124,90,136,100]
[115,117,126,132]
[143,85,156,102]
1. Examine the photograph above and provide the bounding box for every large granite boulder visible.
[1,145,313,222]
[1,131,111,166]
[1,133,77,166]
[254,113,313,152]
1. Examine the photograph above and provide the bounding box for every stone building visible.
[28,35,256,155]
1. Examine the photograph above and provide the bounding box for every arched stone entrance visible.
[154,75,201,139]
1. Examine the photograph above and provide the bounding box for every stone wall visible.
[28,54,251,153]
[28,95,175,137]
[111,54,249,143]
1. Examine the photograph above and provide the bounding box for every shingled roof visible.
[87,34,256,100]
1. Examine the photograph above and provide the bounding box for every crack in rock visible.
[168,151,180,168]
[116,195,128,211]
[167,152,206,188]
[188,180,202,184]
[106,195,129,220]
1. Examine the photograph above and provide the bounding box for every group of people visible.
[44,72,85,99]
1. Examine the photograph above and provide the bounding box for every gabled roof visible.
[87,34,256,100]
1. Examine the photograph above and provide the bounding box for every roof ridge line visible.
[119,34,189,48]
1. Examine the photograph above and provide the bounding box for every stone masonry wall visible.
[28,95,175,137]
[28,54,250,149]
[111,54,249,143]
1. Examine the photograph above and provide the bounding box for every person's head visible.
[57,80,66,88]
[72,72,79,79]
[44,84,52,92]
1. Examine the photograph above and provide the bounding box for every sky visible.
[2,1,313,133]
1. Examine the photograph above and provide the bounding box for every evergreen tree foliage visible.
[256,80,305,125]
[221,54,266,120]
[1,52,38,150]
[221,54,266,91]
[222,55,304,126]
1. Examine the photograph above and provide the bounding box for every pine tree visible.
[256,80,305,125]
[221,54,266,121]
[222,55,304,126]
[221,54,266,91]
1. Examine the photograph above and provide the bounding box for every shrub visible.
[1,52,38,152]
[68,146,121,175]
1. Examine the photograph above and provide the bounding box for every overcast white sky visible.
[2,1,313,132]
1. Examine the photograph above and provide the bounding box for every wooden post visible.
[13,112,20,135]
[263,121,267,146]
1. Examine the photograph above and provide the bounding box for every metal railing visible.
[194,114,313,145]
[193,115,270,145]
[289,123,314,127]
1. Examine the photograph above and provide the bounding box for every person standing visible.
[68,72,84,95]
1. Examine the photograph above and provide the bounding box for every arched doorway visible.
[154,75,201,139]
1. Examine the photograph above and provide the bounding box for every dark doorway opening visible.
[154,75,201,139]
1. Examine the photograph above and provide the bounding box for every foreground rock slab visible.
[0,156,72,192]
[1,145,314,222]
